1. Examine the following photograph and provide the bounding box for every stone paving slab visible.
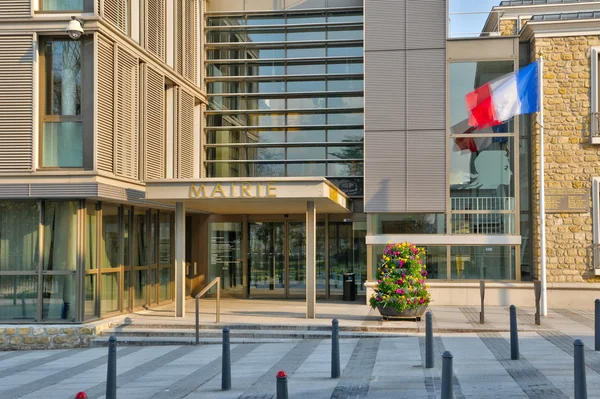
[0,330,597,398]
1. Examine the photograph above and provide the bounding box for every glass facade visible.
[206,9,364,198]
[0,200,174,322]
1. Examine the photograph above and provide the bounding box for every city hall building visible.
[0,0,600,324]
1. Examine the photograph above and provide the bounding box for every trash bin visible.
[343,273,356,301]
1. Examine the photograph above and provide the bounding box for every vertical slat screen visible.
[115,47,139,179]
[97,36,114,173]
[145,66,165,179]
[173,86,180,177]
[103,0,128,34]
[175,1,184,76]
[0,1,30,18]
[0,35,33,172]
[185,0,198,83]
[179,90,195,178]
[146,0,165,60]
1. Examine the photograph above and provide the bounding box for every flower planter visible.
[377,304,428,321]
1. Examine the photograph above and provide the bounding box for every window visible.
[41,39,83,168]
[590,47,600,142]
[41,0,83,11]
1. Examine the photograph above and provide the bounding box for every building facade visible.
[1,0,600,325]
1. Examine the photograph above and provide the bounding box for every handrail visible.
[195,277,221,345]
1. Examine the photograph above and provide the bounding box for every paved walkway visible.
[2,304,599,398]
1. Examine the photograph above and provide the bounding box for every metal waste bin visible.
[343,273,356,301]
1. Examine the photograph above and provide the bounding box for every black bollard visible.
[331,318,340,378]
[594,299,600,351]
[106,335,117,399]
[276,370,289,399]
[534,281,542,326]
[441,351,453,399]
[480,280,485,324]
[574,339,587,399]
[222,327,231,391]
[510,305,519,360]
[425,312,434,368]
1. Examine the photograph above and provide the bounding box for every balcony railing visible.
[451,196,515,212]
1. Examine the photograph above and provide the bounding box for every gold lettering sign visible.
[188,182,278,199]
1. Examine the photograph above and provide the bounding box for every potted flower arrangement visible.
[369,242,431,319]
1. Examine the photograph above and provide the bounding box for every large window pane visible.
[287,80,326,92]
[287,162,326,176]
[208,223,243,295]
[0,276,38,320]
[0,201,39,272]
[287,47,326,58]
[287,129,326,142]
[43,201,77,271]
[287,113,326,126]
[449,61,514,132]
[287,63,326,75]
[84,274,97,319]
[133,209,148,267]
[42,275,76,320]
[42,0,83,10]
[287,97,325,109]
[101,273,120,314]
[42,122,83,167]
[45,40,81,116]
[159,268,172,301]
[159,213,172,265]
[328,129,363,142]
[328,79,363,91]
[134,270,147,307]
[450,137,514,210]
[371,214,445,235]
[287,147,326,160]
[451,246,515,280]
[327,162,363,177]
[101,204,120,269]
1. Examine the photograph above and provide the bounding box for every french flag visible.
[466,61,540,130]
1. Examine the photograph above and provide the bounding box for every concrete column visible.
[175,202,186,317]
[306,201,316,319]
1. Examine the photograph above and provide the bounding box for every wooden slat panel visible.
[97,36,114,173]
[115,47,138,179]
[0,1,30,18]
[145,66,165,179]
[146,0,165,60]
[179,90,194,178]
[0,35,33,172]
[175,1,184,76]
[185,0,197,82]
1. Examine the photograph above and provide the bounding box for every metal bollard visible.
[534,281,542,326]
[74,392,88,399]
[276,370,289,399]
[574,339,588,399]
[331,318,340,378]
[222,327,231,391]
[479,280,485,324]
[510,305,519,360]
[595,299,600,351]
[425,312,434,368]
[441,351,453,399]
[106,335,117,399]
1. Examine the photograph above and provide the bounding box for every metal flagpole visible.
[538,53,547,317]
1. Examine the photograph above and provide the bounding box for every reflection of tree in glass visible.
[50,41,81,116]
[327,138,364,176]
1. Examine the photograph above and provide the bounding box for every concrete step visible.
[90,336,302,347]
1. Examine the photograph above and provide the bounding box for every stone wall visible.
[499,19,517,36]
[0,321,112,350]
[532,36,600,283]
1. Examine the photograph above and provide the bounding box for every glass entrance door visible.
[248,222,285,297]
[287,222,305,297]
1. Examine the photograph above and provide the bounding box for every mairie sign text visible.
[189,182,277,198]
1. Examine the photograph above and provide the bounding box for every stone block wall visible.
[0,321,112,350]
[532,36,600,283]
[499,19,517,36]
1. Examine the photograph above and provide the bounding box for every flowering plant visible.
[369,242,431,311]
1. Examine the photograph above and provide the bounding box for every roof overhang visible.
[145,177,351,214]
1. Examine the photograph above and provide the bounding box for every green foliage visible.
[369,242,431,311]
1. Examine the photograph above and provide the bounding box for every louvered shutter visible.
[0,35,33,172]
[146,0,165,61]
[115,47,139,179]
[173,86,180,177]
[175,1,184,76]
[184,0,197,82]
[0,1,30,18]
[145,67,165,179]
[103,0,128,34]
[97,36,115,173]
[179,90,195,178]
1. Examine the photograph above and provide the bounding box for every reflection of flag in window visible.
[451,119,508,153]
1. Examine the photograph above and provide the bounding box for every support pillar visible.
[175,202,186,317]
[306,201,316,319]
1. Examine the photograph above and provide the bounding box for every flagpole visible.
[538,53,547,317]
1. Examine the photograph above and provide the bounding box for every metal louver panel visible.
[103,0,128,34]
[115,47,139,179]
[145,67,165,179]
[146,0,165,60]
[406,130,446,211]
[0,1,30,18]
[97,36,114,173]
[179,90,195,178]
[185,0,198,82]
[175,1,184,76]
[0,35,33,172]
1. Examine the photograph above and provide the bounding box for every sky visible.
[449,0,505,37]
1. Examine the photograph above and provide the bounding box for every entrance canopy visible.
[145,177,351,214]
